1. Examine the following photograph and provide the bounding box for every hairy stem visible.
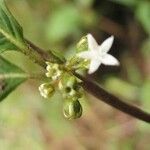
[26,40,150,123]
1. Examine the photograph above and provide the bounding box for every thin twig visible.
[26,40,150,123]
[26,39,50,62]
[26,39,65,64]
[76,74,150,123]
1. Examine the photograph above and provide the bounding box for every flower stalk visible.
[26,37,150,123]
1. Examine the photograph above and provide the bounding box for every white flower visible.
[78,34,120,74]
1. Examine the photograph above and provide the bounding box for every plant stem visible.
[77,74,150,123]
[24,44,46,68]
[26,40,150,123]
[26,40,65,65]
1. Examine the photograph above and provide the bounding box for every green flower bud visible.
[76,35,88,53]
[59,73,83,99]
[39,83,55,99]
[63,99,82,120]
[45,62,62,80]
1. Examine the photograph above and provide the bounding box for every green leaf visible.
[0,56,27,101]
[0,0,26,53]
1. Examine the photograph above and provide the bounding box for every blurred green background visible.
[0,0,150,149]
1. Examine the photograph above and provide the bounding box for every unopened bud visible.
[59,74,83,99]
[39,83,55,98]
[76,35,88,53]
[45,62,62,80]
[63,99,82,120]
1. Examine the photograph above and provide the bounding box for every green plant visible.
[0,0,150,122]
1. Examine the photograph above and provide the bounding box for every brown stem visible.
[27,40,150,123]
[76,74,150,123]
[26,39,64,66]
[26,40,50,62]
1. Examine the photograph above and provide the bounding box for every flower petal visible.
[78,51,92,59]
[87,34,99,51]
[98,36,114,53]
[88,60,101,74]
[101,54,120,66]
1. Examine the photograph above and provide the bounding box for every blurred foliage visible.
[0,56,27,101]
[112,0,150,35]
[46,3,82,42]
[0,0,149,149]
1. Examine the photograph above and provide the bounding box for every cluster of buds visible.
[39,62,62,99]
[38,34,120,120]
[39,62,83,120]
[59,73,83,119]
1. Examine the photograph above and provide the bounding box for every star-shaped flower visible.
[78,34,120,74]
